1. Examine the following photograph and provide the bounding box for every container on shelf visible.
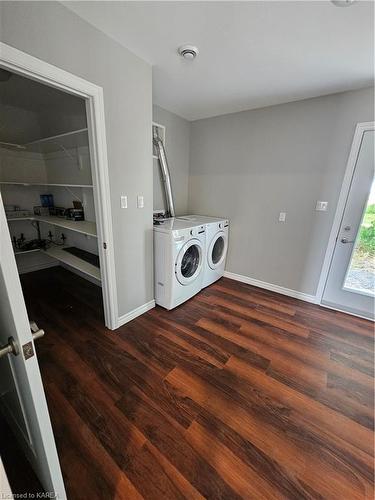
[33,206,50,216]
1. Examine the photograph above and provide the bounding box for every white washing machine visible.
[154,218,206,309]
[178,215,229,288]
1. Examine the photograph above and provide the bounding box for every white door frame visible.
[0,42,118,330]
[316,121,375,309]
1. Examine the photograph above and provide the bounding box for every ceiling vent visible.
[178,45,199,60]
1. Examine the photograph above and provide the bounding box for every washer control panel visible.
[190,225,205,237]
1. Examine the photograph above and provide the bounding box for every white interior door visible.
[0,193,66,498]
[322,129,374,319]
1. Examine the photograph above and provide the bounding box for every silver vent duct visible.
[153,125,176,218]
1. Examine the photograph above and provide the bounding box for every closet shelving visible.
[43,246,101,281]
[13,248,41,256]
[7,215,97,238]
[1,182,93,188]
[0,128,89,155]
[24,128,89,154]
[7,216,98,280]
[2,124,101,283]
[1,128,92,189]
[1,128,92,188]
[11,245,100,281]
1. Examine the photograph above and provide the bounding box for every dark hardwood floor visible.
[20,267,374,499]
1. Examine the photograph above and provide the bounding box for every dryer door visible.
[175,239,203,285]
[208,231,227,269]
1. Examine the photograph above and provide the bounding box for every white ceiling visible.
[64,1,374,121]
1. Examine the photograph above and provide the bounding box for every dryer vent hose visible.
[153,126,175,218]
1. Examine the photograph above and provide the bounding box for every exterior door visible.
[0,193,66,497]
[322,129,374,319]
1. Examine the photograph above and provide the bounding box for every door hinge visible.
[103,242,107,250]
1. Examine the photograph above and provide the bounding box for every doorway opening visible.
[0,45,117,330]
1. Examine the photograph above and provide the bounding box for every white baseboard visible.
[223,271,317,304]
[117,299,155,328]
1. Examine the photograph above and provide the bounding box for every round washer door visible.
[175,239,203,285]
[208,231,227,269]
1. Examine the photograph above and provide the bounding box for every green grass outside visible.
[357,203,375,257]
[363,210,375,227]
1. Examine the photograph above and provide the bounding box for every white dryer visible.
[154,219,206,309]
[178,215,229,288]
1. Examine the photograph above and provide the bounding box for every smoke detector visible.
[178,45,199,60]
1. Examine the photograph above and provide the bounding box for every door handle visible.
[30,321,45,341]
[340,238,355,244]
[0,337,19,359]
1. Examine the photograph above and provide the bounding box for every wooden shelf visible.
[25,128,89,154]
[0,182,93,188]
[6,215,97,238]
[35,216,97,237]
[7,217,33,222]
[12,244,100,282]
[14,248,41,255]
[42,246,101,282]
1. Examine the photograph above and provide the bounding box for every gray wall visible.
[0,1,153,318]
[189,87,374,296]
[153,105,190,215]
[0,104,42,144]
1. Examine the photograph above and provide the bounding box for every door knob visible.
[0,337,19,359]
[30,321,45,341]
[341,238,355,244]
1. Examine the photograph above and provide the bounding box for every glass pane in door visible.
[343,179,375,296]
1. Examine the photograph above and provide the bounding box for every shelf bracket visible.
[63,185,83,203]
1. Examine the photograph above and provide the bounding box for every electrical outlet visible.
[279,212,286,222]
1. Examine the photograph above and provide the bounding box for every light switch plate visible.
[279,212,286,222]
[316,201,328,211]
[137,195,144,209]
[120,195,127,209]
